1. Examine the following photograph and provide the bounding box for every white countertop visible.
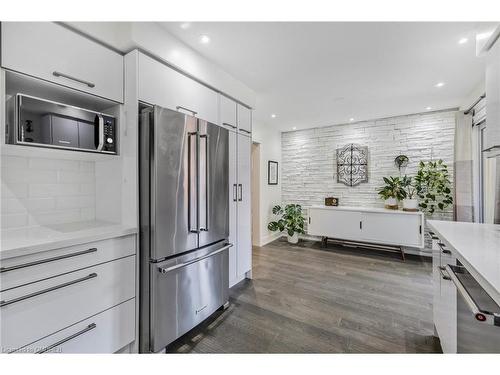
[428,220,500,304]
[1,221,138,260]
[309,205,423,216]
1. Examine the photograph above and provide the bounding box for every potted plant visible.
[377,176,406,209]
[414,160,453,215]
[267,204,306,244]
[401,175,418,211]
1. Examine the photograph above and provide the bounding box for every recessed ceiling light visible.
[477,31,493,41]
[180,22,191,30]
[458,37,468,44]
[271,114,277,118]
[199,35,211,44]
[435,82,445,88]
[292,127,297,130]
[426,106,432,110]
[349,118,354,122]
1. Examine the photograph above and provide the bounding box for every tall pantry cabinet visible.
[220,95,253,287]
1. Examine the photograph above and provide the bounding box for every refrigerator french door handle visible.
[200,134,209,232]
[188,132,199,233]
[238,184,243,201]
[233,184,237,202]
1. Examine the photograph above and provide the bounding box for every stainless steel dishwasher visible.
[445,263,500,353]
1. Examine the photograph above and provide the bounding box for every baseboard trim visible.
[258,232,283,247]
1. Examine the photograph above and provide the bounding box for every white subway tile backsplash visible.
[1,156,96,230]
[57,170,95,184]
[28,158,79,171]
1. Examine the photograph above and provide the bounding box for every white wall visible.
[252,121,282,246]
[64,22,256,108]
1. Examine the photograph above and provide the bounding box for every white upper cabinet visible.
[237,104,252,134]
[138,53,218,125]
[485,38,500,153]
[220,95,238,130]
[1,22,124,103]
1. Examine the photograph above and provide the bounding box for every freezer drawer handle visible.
[0,273,97,308]
[53,71,95,88]
[0,248,98,274]
[176,106,197,116]
[158,243,233,274]
[445,265,500,326]
[36,323,97,354]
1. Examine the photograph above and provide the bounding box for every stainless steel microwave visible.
[6,94,117,154]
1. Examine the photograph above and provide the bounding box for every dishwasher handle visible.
[445,265,500,326]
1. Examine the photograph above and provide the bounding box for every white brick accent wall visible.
[1,155,96,229]
[281,110,456,251]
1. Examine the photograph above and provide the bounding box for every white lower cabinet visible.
[0,234,137,354]
[13,299,135,354]
[308,206,424,248]
[432,236,457,353]
[228,130,252,287]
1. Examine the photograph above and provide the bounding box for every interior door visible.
[198,120,229,248]
[151,106,198,260]
[237,134,252,275]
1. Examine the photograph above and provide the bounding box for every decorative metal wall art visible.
[336,143,368,187]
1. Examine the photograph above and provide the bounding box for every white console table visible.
[307,205,425,260]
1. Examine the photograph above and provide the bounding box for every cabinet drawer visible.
[1,235,136,291]
[138,53,218,125]
[1,22,124,102]
[12,299,135,354]
[0,255,135,352]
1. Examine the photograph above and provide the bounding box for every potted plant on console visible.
[267,204,306,244]
[377,176,405,209]
[414,159,453,216]
[401,175,419,211]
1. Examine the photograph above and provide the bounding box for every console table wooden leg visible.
[321,237,328,248]
[400,247,405,261]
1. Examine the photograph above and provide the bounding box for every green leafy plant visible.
[267,204,306,237]
[401,175,417,199]
[414,159,453,215]
[377,176,406,201]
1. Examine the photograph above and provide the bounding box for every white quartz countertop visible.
[309,205,423,216]
[427,220,500,304]
[1,221,138,260]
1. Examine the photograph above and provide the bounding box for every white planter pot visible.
[384,197,398,209]
[287,232,299,244]
[403,198,419,211]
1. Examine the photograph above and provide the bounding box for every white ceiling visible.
[160,22,493,131]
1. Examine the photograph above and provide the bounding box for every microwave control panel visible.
[102,115,117,153]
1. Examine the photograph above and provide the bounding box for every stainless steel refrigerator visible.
[139,105,230,353]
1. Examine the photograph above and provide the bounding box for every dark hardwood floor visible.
[166,238,441,353]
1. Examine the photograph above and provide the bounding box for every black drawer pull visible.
[0,248,97,274]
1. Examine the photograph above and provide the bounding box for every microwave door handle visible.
[95,114,104,151]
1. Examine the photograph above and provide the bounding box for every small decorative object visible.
[414,159,453,215]
[325,197,339,206]
[336,143,368,187]
[268,161,278,185]
[394,154,409,172]
[401,175,419,211]
[377,176,406,209]
[267,204,306,244]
